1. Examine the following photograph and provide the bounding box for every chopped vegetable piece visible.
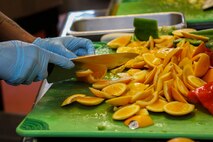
[106,95,132,106]
[163,101,195,116]
[167,137,195,142]
[102,83,127,97]
[124,114,154,128]
[112,104,140,120]
[75,69,93,77]
[107,35,132,48]
[61,94,86,107]
[76,96,104,106]
[192,53,210,77]
[171,87,188,103]
[187,75,206,88]
[134,18,159,41]
[202,68,213,83]
[172,28,197,37]
[89,87,108,98]
[146,99,168,112]
[188,82,213,115]
[182,32,209,42]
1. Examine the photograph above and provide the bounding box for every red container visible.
[1,81,42,115]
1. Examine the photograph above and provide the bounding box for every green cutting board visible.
[115,0,213,25]
[16,80,213,139]
[16,37,213,139]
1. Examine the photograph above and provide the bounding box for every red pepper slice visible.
[187,82,213,115]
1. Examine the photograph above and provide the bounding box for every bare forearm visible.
[0,11,36,43]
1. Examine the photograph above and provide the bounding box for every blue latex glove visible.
[0,40,74,85]
[33,36,95,58]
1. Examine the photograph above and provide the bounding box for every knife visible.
[202,0,213,10]
[47,53,138,83]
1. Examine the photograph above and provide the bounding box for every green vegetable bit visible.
[158,26,176,36]
[93,42,116,55]
[97,125,106,131]
[173,38,202,46]
[133,18,159,41]
[191,29,213,50]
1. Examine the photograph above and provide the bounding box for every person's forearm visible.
[0,11,36,43]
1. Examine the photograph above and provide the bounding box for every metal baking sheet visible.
[61,10,186,40]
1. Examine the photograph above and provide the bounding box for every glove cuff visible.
[33,37,50,50]
[32,37,42,45]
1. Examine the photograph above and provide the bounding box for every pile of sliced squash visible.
[61,28,212,129]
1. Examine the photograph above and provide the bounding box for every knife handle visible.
[47,63,55,76]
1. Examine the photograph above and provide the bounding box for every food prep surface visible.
[16,80,213,139]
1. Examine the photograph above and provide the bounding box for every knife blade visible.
[202,0,213,10]
[72,53,138,69]
[47,53,138,83]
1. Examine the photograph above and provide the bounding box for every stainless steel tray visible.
[60,9,109,38]
[61,10,186,40]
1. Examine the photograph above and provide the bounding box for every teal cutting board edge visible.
[16,80,213,139]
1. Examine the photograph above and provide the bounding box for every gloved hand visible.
[0,40,75,85]
[33,36,95,58]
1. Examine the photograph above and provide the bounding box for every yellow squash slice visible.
[146,99,168,112]
[102,83,127,97]
[124,114,154,128]
[107,35,132,48]
[61,94,86,107]
[76,96,104,106]
[106,95,132,106]
[112,104,140,120]
[164,101,195,116]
